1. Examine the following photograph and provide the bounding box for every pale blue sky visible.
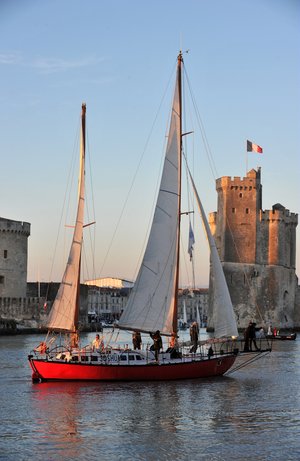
[0,0,299,285]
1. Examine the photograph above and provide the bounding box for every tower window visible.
[0,276,4,284]
[232,208,236,213]
[4,250,7,259]
[239,193,243,198]
[246,208,249,214]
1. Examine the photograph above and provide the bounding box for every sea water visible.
[0,330,299,461]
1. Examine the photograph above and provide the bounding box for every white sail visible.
[188,171,238,338]
[196,304,201,326]
[46,104,86,332]
[118,63,181,335]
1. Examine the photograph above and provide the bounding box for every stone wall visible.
[209,168,299,330]
[0,217,30,298]
[0,283,89,330]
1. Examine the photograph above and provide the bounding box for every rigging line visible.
[99,59,178,279]
[46,114,81,296]
[222,216,265,323]
[183,66,219,181]
[226,350,271,375]
[184,66,264,323]
[85,127,97,280]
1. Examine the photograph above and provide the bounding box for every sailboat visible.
[28,53,239,382]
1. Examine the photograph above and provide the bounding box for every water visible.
[0,331,299,461]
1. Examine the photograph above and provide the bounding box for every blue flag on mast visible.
[188,222,195,261]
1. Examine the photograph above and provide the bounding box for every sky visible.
[0,0,299,287]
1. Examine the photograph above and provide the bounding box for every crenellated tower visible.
[208,168,299,330]
[0,217,31,298]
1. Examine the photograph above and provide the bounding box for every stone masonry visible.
[0,217,30,298]
[208,168,299,330]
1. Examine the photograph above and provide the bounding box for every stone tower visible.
[208,168,298,330]
[0,217,31,297]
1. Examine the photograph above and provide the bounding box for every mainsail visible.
[118,56,182,335]
[188,170,238,338]
[46,104,86,332]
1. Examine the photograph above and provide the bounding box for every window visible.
[4,250,7,259]
[128,355,135,361]
[239,193,243,198]
[0,276,4,284]
[232,208,236,213]
[246,208,249,214]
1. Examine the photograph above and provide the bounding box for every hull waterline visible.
[28,355,236,382]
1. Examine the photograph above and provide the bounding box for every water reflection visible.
[1,335,300,461]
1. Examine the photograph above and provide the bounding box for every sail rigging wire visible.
[183,60,264,324]
[183,66,219,181]
[97,60,178,280]
[44,116,81,303]
[226,349,271,375]
[85,125,97,281]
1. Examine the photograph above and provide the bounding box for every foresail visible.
[188,171,238,338]
[118,64,181,335]
[46,105,86,332]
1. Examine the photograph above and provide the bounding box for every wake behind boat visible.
[29,52,252,382]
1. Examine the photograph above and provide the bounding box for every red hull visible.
[29,355,236,382]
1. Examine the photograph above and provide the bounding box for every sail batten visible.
[46,104,86,333]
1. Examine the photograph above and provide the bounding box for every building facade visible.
[209,168,299,330]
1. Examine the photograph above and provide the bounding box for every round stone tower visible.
[0,217,31,297]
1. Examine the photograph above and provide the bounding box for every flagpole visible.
[246,140,248,175]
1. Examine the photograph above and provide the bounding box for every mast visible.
[74,102,86,331]
[172,51,183,335]
[46,103,86,333]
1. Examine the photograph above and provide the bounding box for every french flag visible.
[247,140,263,153]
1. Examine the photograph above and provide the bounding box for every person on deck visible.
[70,331,79,349]
[166,332,180,358]
[190,321,199,353]
[150,330,163,362]
[249,322,259,351]
[243,322,252,351]
[92,334,104,352]
[132,331,142,350]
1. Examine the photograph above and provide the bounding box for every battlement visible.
[260,208,298,224]
[216,168,260,192]
[0,217,30,236]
